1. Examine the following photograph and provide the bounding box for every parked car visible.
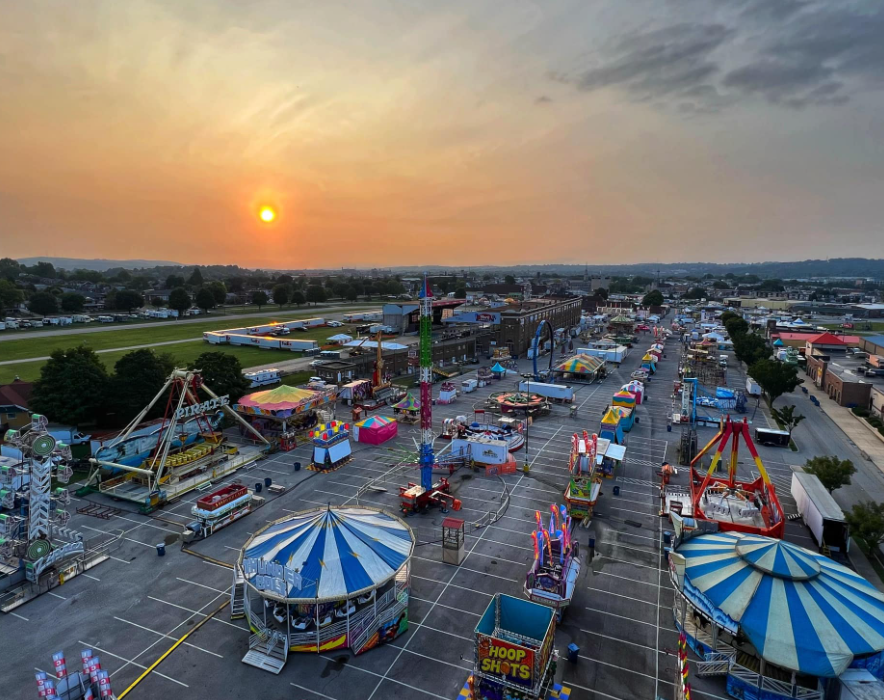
[327,320,343,327]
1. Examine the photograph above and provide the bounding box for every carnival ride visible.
[234,505,415,672]
[525,505,580,620]
[441,411,526,451]
[396,275,463,515]
[234,384,337,451]
[1,414,109,610]
[183,482,260,542]
[88,369,270,511]
[493,391,548,416]
[531,319,555,381]
[563,431,602,521]
[661,416,785,539]
[670,526,884,699]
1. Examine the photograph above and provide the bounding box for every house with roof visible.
[0,379,33,431]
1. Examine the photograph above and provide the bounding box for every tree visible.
[846,502,884,549]
[345,285,359,302]
[168,287,191,317]
[719,310,740,326]
[748,359,800,406]
[641,290,664,307]
[454,286,467,299]
[306,285,326,305]
[733,333,770,366]
[804,456,856,494]
[207,280,227,306]
[165,274,186,289]
[0,279,23,310]
[187,268,204,287]
[276,274,294,285]
[107,349,174,422]
[109,289,144,314]
[724,317,749,338]
[292,290,306,307]
[771,404,805,440]
[595,287,609,300]
[504,275,516,285]
[31,346,109,425]
[190,352,250,402]
[195,288,216,312]
[28,291,59,316]
[712,280,729,289]
[60,292,86,313]
[0,258,22,282]
[251,290,269,310]
[272,283,290,308]
[681,287,706,300]
[28,261,57,279]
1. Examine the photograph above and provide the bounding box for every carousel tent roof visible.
[236,385,318,410]
[393,393,420,410]
[242,506,414,601]
[555,354,604,375]
[610,315,633,324]
[678,531,884,677]
[355,415,396,428]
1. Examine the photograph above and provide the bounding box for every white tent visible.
[328,333,354,345]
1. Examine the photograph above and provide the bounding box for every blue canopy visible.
[243,506,414,602]
[678,532,884,677]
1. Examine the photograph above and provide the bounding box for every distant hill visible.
[18,257,185,271]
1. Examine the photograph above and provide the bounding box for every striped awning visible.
[678,532,884,677]
[242,506,414,601]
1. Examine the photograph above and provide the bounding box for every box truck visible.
[791,471,850,553]
[518,381,574,403]
[745,378,762,396]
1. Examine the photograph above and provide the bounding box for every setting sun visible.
[259,206,276,222]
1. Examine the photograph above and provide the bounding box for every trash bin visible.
[255,482,262,493]
[567,643,579,663]
[588,537,595,550]
[156,543,165,557]
[294,462,301,472]
[613,485,620,496]
[667,424,672,432]
[663,531,672,546]
[264,477,272,488]
[634,416,640,424]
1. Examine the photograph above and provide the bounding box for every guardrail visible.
[729,665,822,700]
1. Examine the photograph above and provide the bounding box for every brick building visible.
[805,353,873,407]
[496,298,582,357]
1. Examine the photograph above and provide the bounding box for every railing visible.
[729,665,823,700]
[695,649,736,677]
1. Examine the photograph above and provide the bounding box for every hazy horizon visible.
[3,0,884,267]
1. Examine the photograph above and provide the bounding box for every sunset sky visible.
[2,0,883,268]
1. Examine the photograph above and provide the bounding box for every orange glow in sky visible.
[259,207,276,223]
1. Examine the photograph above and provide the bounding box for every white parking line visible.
[291,683,338,700]
[11,612,29,621]
[113,616,224,658]
[79,640,189,688]
[175,576,228,595]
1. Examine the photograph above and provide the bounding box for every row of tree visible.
[30,347,251,428]
[719,311,801,406]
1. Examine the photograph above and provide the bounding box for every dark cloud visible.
[560,23,733,102]
[535,95,553,104]
[558,1,884,112]
[723,5,884,107]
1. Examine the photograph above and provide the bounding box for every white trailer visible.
[791,471,850,552]
[745,378,762,396]
[257,336,282,349]
[461,379,478,393]
[518,381,574,403]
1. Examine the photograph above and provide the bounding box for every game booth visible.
[610,391,635,431]
[437,381,458,404]
[309,421,352,471]
[490,362,509,380]
[234,385,337,451]
[458,593,570,700]
[235,505,415,673]
[352,415,398,445]
[552,354,605,384]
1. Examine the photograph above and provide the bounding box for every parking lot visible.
[2,325,836,700]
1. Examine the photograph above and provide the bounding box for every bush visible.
[869,416,884,429]
[879,426,884,438]
[853,406,871,417]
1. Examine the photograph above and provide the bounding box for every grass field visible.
[821,322,884,334]
[0,302,380,336]
[0,341,324,383]
[0,314,372,362]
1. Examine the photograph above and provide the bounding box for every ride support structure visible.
[419,274,435,492]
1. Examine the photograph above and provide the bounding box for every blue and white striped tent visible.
[242,506,414,602]
[678,532,884,677]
